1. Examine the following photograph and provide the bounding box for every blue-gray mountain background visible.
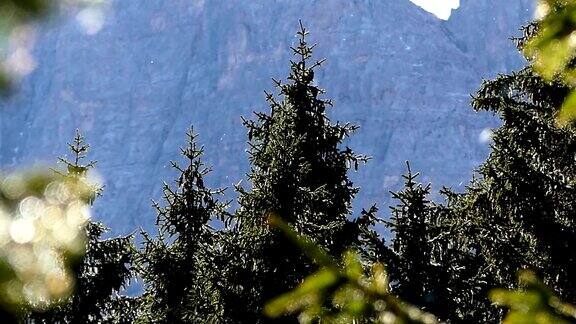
[0,0,533,235]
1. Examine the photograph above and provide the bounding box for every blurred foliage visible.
[0,0,53,94]
[526,0,576,123]
[0,169,90,320]
[28,130,135,323]
[0,0,104,95]
[491,271,576,324]
[265,215,437,324]
[0,0,52,22]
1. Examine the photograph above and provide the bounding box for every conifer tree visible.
[438,27,576,321]
[380,25,576,322]
[137,128,228,323]
[216,22,379,323]
[466,65,576,301]
[28,130,135,323]
[382,165,494,322]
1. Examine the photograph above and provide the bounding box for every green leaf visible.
[268,214,338,268]
[558,90,576,125]
[264,268,338,317]
[343,251,363,281]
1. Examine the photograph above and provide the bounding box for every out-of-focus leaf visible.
[9,0,51,17]
[558,90,576,124]
[0,170,90,316]
[525,1,576,78]
[0,0,106,95]
[491,270,576,324]
[0,67,10,96]
[526,0,576,124]
[371,263,389,295]
[268,214,338,268]
[266,215,437,324]
[343,250,363,281]
[264,268,338,318]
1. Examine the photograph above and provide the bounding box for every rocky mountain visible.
[0,0,533,235]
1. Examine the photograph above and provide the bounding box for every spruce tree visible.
[137,128,228,323]
[380,25,576,322]
[216,22,378,323]
[466,66,576,301]
[445,27,576,321]
[382,165,494,322]
[28,130,135,323]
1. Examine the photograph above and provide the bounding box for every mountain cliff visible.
[0,0,533,234]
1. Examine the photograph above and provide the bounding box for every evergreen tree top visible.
[59,129,97,178]
[238,22,368,231]
[28,130,135,324]
[54,129,102,204]
[243,21,365,165]
[216,24,380,323]
[153,127,227,241]
[137,127,227,323]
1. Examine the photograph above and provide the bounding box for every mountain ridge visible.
[0,0,533,234]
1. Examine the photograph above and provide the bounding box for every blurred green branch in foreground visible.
[264,214,437,324]
[0,0,53,94]
[491,270,576,324]
[526,0,576,124]
[0,170,90,320]
[266,213,576,324]
[0,0,105,95]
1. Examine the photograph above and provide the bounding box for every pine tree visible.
[216,22,379,323]
[137,128,228,323]
[28,130,135,323]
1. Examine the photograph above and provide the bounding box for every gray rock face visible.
[0,0,533,235]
